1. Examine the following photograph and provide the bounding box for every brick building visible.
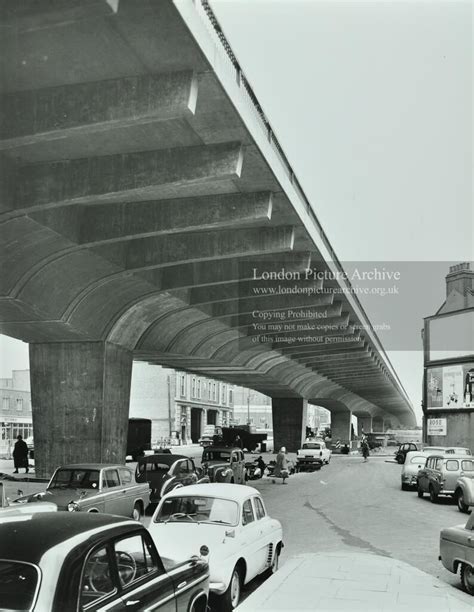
[0,370,32,458]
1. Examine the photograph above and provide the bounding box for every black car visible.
[135,453,209,503]
[0,512,209,612]
[395,442,418,464]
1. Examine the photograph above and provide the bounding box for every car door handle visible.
[126,600,141,606]
[177,581,187,589]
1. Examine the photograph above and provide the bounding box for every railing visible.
[193,0,411,404]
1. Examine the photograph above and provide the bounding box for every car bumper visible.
[401,476,418,486]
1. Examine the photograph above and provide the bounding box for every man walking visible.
[13,434,29,474]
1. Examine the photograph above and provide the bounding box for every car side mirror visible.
[225,529,235,538]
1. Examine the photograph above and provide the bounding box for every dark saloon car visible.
[14,463,150,519]
[0,512,209,612]
[395,442,418,464]
[135,454,209,503]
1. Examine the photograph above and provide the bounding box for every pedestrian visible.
[254,455,266,478]
[233,434,243,449]
[361,437,370,462]
[13,434,29,474]
[272,447,289,484]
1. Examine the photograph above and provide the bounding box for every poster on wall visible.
[427,363,474,409]
[427,418,447,436]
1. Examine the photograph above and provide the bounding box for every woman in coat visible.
[273,447,289,484]
[13,434,29,474]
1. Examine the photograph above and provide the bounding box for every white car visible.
[149,483,283,610]
[296,440,332,471]
[400,451,430,490]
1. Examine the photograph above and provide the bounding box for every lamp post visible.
[247,389,250,426]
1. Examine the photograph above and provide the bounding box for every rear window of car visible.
[445,460,459,471]
[0,561,39,610]
[303,444,321,450]
[410,456,426,464]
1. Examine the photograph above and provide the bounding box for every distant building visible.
[422,262,474,447]
[0,370,32,458]
[232,388,272,431]
[129,363,234,444]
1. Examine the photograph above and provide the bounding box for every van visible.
[417,454,474,502]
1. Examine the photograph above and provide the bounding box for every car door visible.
[240,498,263,582]
[114,531,176,612]
[118,467,139,516]
[79,544,126,612]
[443,459,460,492]
[251,495,273,574]
[103,468,128,516]
[418,457,432,491]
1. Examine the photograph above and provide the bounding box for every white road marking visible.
[320,480,328,485]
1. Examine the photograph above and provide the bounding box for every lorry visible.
[296,439,332,472]
[127,418,152,461]
[222,424,267,452]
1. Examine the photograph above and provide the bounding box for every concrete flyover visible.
[0,0,416,476]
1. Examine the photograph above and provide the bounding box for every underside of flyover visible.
[0,0,415,476]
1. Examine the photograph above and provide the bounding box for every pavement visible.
[237,552,474,611]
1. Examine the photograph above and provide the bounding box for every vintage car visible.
[400,449,445,490]
[201,446,246,484]
[1,481,58,516]
[0,512,209,611]
[453,462,474,513]
[13,463,150,519]
[149,483,283,611]
[135,453,209,503]
[296,440,331,471]
[417,455,474,502]
[440,511,474,594]
[394,442,418,464]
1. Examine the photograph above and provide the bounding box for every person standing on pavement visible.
[273,447,289,484]
[13,435,29,474]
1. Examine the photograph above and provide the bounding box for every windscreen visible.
[49,468,100,489]
[155,496,239,526]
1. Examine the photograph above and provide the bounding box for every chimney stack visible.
[446,262,474,300]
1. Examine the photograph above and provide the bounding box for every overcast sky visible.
[1,1,472,425]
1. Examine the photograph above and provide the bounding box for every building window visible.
[212,383,217,402]
[260,417,265,424]
[191,377,196,398]
[180,375,186,397]
[222,384,227,405]
[197,380,201,399]
[229,389,233,405]
[16,398,23,411]
[2,397,9,411]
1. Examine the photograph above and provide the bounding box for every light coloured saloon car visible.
[417,455,474,502]
[14,463,150,519]
[440,511,474,595]
[149,483,283,611]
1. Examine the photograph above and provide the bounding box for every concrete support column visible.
[331,411,352,449]
[30,341,133,478]
[358,416,373,436]
[373,417,384,432]
[272,398,307,453]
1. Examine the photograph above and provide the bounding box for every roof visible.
[162,483,259,502]
[0,513,137,564]
[55,464,131,470]
[138,454,188,465]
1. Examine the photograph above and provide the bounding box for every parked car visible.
[417,455,474,502]
[201,447,246,484]
[395,442,418,464]
[445,447,472,455]
[452,462,474,513]
[0,512,209,611]
[1,482,58,516]
[135,453,209,503]
[296,440,331,472]
[13,463,150,519]
[149,483,283,610]
[440,511,474,594]
[401,451,429,490]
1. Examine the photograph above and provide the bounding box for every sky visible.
[1,1,472,425]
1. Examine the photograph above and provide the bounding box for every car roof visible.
[55,464,130,470]
[162,483,259,502]
[138,454,188,465]
[0,513,138,564]
[429,454,472,461]
[202,447,241,452]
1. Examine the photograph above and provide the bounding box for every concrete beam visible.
[13,142,244,213]
[0,71,198,147]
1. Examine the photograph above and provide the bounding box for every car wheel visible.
[456,489,470,513]
[461,563,474,595]
[417,484,424,498]
[269,546,280,575]
[401,483,409,491]
[219,565,242,611]
[132,502,142,521]
[429,485,438,503]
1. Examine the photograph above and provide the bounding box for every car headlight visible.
[67,501,80,512]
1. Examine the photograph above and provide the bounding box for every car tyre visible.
[401,483,409,491]
[219,564,243,611]
[456,489,470,513]
[132,502,142,521]
[267,546,280,576]
[429,485,438,503]
[461,563,474,595]
[417,485,424,498]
